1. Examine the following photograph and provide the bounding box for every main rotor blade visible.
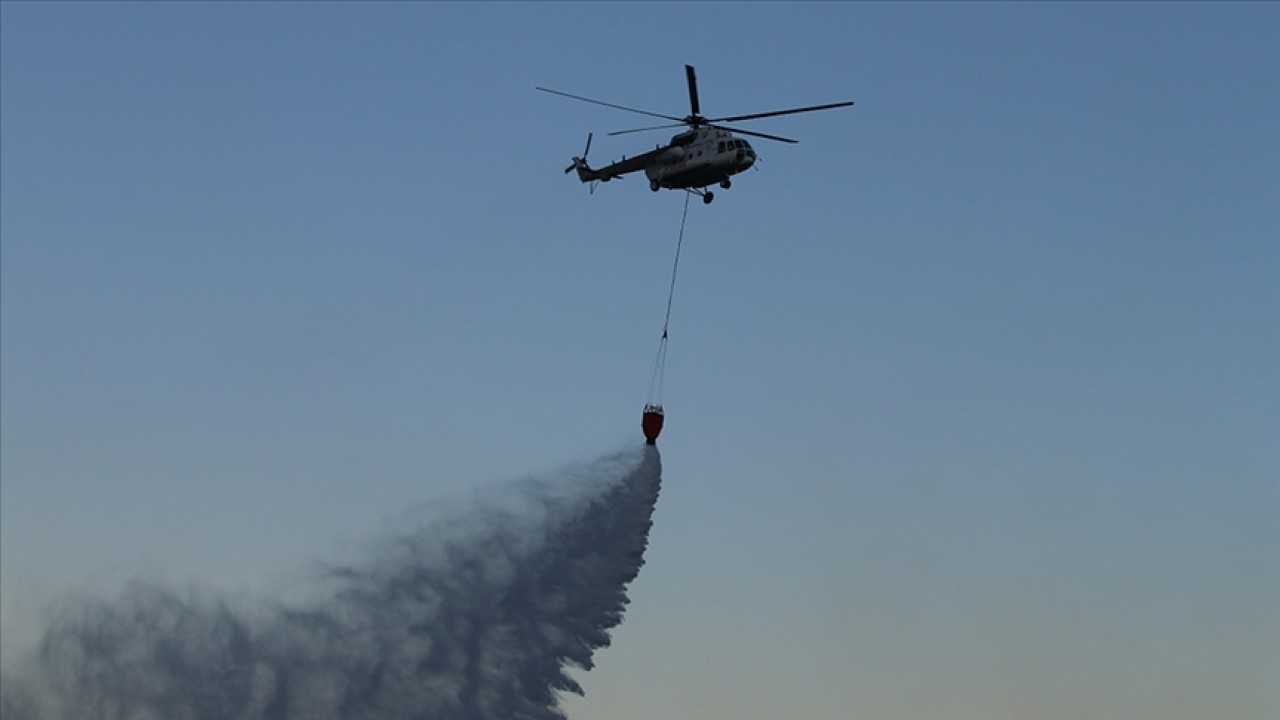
[608,122,688,137]
[709,124,798,144]
[707,101,854,124]
[535,87,683,123]
[686,65,701,117]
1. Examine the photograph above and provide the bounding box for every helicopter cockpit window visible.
[718,141,725,153]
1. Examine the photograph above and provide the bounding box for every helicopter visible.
[537,65,853,204]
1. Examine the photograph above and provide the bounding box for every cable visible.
[646,192,691,410]
[662,192,691,338]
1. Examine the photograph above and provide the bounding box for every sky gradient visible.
[3,3,1278,718]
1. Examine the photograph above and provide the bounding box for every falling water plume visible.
[1,446,662,720]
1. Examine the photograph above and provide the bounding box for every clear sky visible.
[2,2,1277,718]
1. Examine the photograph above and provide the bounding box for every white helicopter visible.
[537,65,853,204]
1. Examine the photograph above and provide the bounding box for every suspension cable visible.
[662,191,691,338]
[646,192,691,410]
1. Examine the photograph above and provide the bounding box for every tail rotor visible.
[565,132,592,174]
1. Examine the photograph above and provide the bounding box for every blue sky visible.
[3,3,1278,718]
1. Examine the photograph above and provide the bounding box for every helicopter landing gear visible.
[720,178,732,189]
[687,187,715,204]
[650,180,660,192]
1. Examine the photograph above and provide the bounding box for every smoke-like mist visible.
[1,446,662,720]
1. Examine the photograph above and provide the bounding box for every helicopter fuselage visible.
[643,127,756,190]
[574,127,755,197]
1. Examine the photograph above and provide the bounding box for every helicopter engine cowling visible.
[657,146,685,164]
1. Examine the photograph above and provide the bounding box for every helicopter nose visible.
[738,149,755,170]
